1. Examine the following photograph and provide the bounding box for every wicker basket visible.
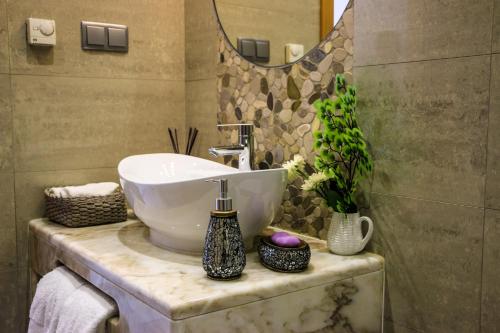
[45,187,128,227]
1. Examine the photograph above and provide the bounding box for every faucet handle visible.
[216,123,253,129]
[217,124,253,137]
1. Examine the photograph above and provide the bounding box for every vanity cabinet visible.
[29,219,384,333]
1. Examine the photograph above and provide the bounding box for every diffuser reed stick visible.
[168,128,179,153]
[185,127,198,156]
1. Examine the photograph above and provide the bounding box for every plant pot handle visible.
[359,216,374,251]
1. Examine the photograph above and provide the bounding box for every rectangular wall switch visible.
[81,21,128,52]
[108,28,127,47]
[255,40,270,63]
[86,26,105,46]
[237,38,256,61]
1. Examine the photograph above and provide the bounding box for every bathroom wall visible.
[354,0,499,332]
[185,0,220,159]
[215,0,320,65]
[0,0,186,331]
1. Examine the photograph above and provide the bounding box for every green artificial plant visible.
[311,74,372,213]
[283,74,372,214]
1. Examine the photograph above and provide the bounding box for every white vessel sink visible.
[118,154,287,254]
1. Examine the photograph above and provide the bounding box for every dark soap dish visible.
[257,236,311,273]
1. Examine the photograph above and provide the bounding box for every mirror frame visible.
[320,0,334,39]
[211,0,337,69]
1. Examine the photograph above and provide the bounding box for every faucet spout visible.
[208,145,245,157]
[208,124,255,171]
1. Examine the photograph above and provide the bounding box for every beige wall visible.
[185,0,220,159]
[0,0,186,331]
[355,0,499,332]
[215,0,320,65]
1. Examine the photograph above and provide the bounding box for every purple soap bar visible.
[271,232,301,248]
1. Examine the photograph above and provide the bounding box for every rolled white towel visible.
[47,182,119,198]
[28,266,85,333]
[49,284,118,333]
[29,266,118,333]
[27,321,44,333]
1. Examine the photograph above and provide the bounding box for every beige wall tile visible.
[12,75,185,172]
[0,173,14,230]
[0,229,17,272]
[7,0,185,80]
[354,0,493,66]
[16,266,29,333]
[0,173,16,272]
[0,74,13,172]
[384,321,422,333]
[186,79,220,159]
[355,56,490,207]
[15,168,118,268]
[482,209,500,333]
[486,54,500,209]
[0,0,8,74]
[367,193,483,333]
[186,0,218,81]
[494,0,500,53]
[0,270,19,333]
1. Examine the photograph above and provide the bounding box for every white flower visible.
[302,172,329,192]
[283,155,306,182]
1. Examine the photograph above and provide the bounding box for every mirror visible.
[213,0,350,67]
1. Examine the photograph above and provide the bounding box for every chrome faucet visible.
[208,124,255,171]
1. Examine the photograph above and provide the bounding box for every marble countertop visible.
[30,218,384,321]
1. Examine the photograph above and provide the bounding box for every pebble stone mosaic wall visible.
[214,1,354,239]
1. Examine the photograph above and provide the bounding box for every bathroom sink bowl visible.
[118,154,287,254]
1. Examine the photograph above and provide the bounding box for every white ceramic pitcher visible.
[327,212,374,255]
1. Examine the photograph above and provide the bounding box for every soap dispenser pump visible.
[202,178,246,280]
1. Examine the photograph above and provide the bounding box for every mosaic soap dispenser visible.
[202,179,246,280]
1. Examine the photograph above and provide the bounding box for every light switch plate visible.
[26,18,56,46]
[81,21,128,52]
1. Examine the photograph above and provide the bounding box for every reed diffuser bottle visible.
[202,179,246,280]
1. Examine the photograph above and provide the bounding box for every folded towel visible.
[50,284,117,333]
[47,182,119,198]
[27,320,44,333]
[29,266,85,332]
[28,266,118,333]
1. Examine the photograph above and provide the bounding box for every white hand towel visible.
[28,266,118,333]
[27,321,44,333]
[50,284,117,333]
[47,182,119,198]
[28,266,85,333]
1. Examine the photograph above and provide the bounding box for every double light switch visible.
[81,21,128,52]
[237,38,270,63]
